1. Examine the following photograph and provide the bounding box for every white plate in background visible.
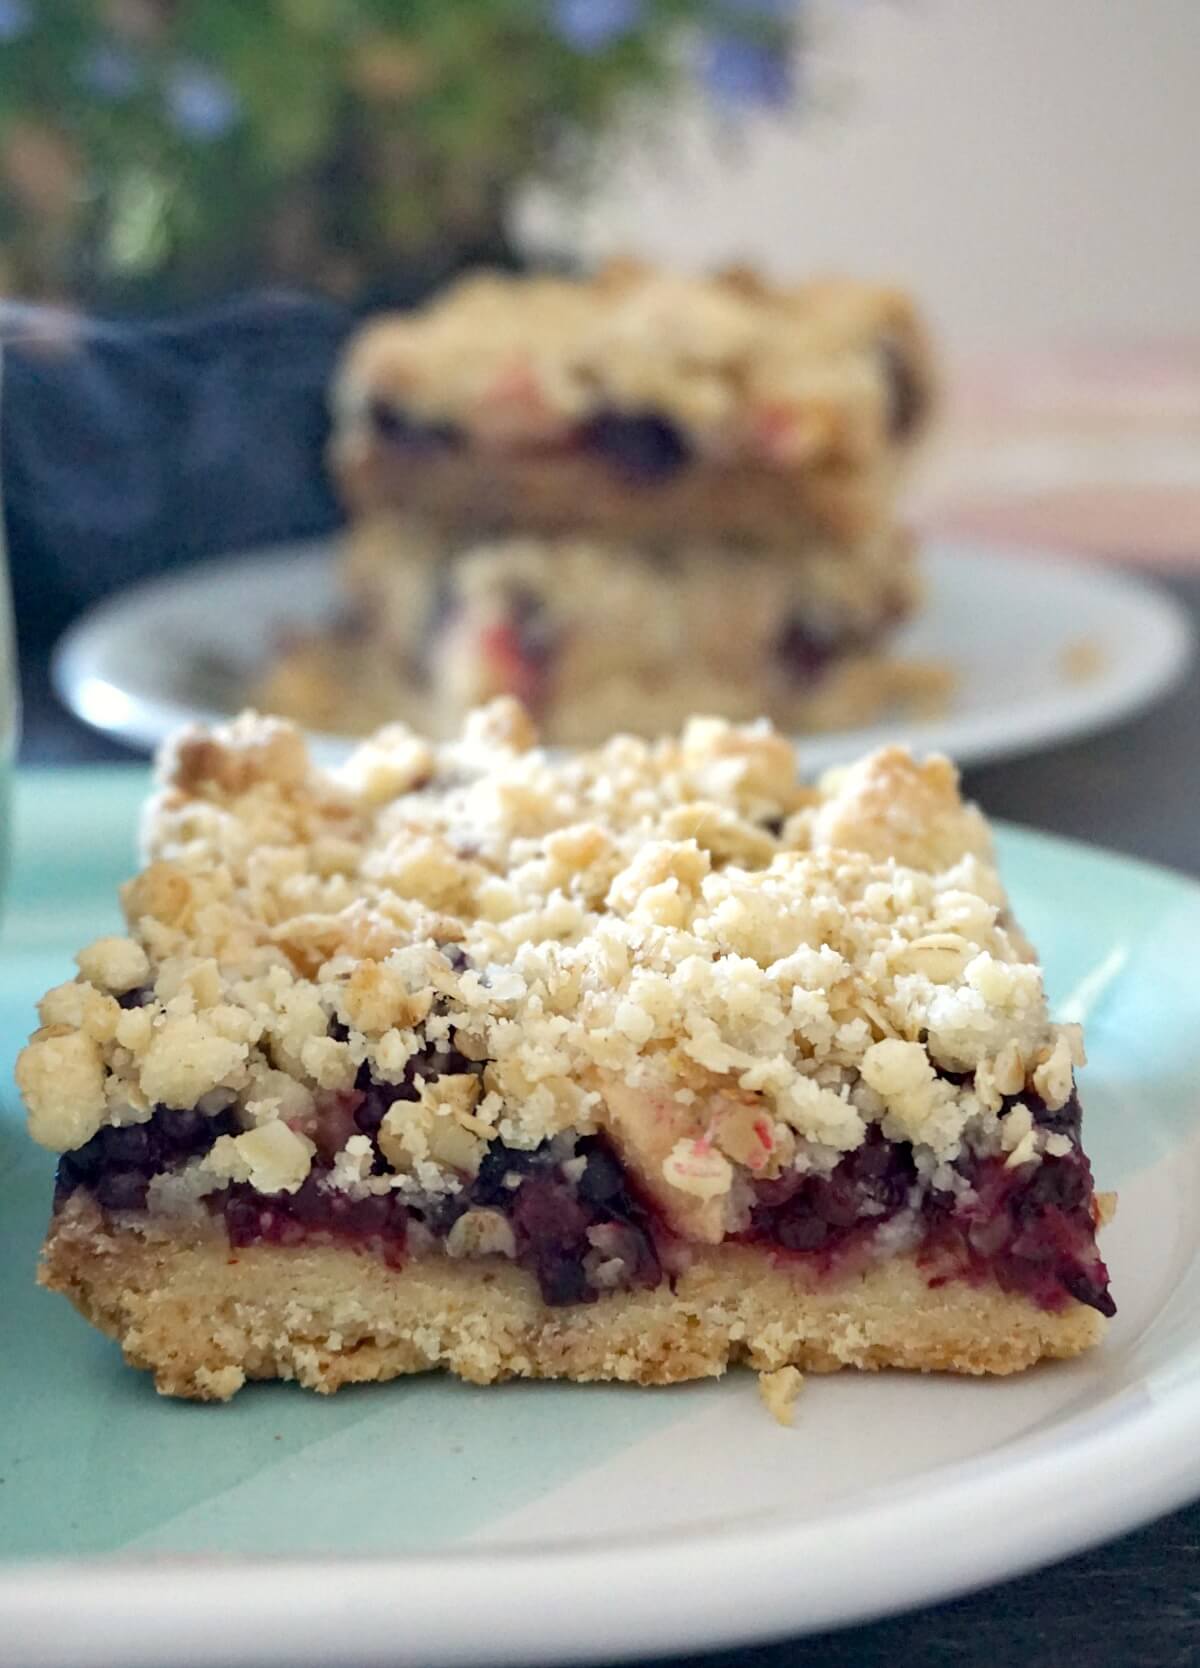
[52,537,1192,769]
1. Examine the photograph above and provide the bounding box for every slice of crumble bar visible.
[260,262,942,747]
[18,701,1113,1401]
[332,263,936,545]
[255,518,940,744]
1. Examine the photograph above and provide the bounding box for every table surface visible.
[14,565,1200,1668]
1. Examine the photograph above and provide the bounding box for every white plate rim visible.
[4,1328,1200,1668]
[50,536,1194,773]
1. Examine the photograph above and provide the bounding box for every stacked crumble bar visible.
[19,701,1112,1400]
[259,264,945,743]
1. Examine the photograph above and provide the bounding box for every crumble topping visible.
[758,1365,806,1427]
[75,935,151,994]
[207,1121,315,1195]
[335,263,934,472]
[18,704,1084,1239]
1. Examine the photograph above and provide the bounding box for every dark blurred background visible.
[4,1,1199,692]
[0,0,811,663]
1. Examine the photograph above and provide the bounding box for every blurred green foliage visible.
[0,0,801,309]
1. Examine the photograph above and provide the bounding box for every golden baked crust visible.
[41,1195,1104,1402]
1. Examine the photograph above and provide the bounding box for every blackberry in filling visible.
[224,1128,658,1305]
[746,1127,917,1253]
[743,1088,1111,1317]
[919,1088,1112,1316]
[579,409,691,484]
[55,1047,1110,1317]
[462,1135,661,1305]
[220,1173,410,1257]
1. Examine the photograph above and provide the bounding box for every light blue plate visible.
[3,769,1200,1668]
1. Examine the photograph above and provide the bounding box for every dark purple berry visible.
[1030,1088,1082,1142]
[532,1249,591,1306]
[1064,1268,1117,1318]
[775,1210,829,1252]
[287,1175,332,1227]
[813,1177,861,1228]
[101,1125,157,1168]
[774,615,836,686]
[157,1107,211,1154]
[63,1133,105,1181]
[878,338,927,441]
[581,409,690,484]
[1020,1157,1088,1215]
[577,1145,624,1205]
[94,1169,150,1211]
[367,398,462,452]
[472,1142,543,1205]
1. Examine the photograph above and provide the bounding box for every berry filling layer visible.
[53,1082,1112,1317]
[367,396,692,485]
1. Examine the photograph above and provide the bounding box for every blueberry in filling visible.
[54,1103,237,1210]
[116,985,154,1010]
[773,614,839,686]
[579,409,691,484]
[917,1085,1112,1316]
[877,337,927,441]
[367,397,463,453]
[774,610,891,688]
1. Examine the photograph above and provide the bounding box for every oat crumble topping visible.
[17,703,1083,1237]
[335,263,934,472]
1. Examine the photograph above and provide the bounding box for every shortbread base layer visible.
[333,442,902,545]
[41,1197,1105,1402]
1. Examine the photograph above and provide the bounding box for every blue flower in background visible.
[79,42,143,102]
[0,0,31,43]
[165,61,241,141]
[552,0,643,53]
[703,32,793,107]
